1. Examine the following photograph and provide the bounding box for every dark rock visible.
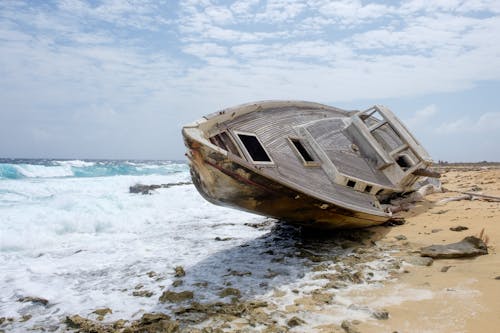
[244,220,273,230]
[341,320,360,333]
[132,290,153,297]
[372,310,389,320]
[65,315,107,332]
[311,290,333,304]
[394,235,407,241]
[287,316,306,327]
[450,226,469,232]
[495,276,500,280]
[218,288,241,298]
[225,269,252,277]
[261,325,289,333]
[147,271,157,278]
[92,308,112,321]
[174,266,186,277]
[431,229,442,233]
[383,218,406,226]
[129,184,160,195]
[264,270,279,278]
[132,313,179,333]
[129,182,192,195]
[17,296,49,306]
[92,308,112,317]
[20,314,32,322]
[214,237,232,241]
[138,313,170,325]
[174,300,268,323]
[441,265,452,272]
[312,263,330,272]
[159,290,194,303]
[421,236,488,259]
[172,280,183,287]
[113,319,127,329]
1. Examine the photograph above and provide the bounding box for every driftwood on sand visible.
[437,191,500,205]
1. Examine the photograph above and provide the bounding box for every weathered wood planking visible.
[221,106,382,214]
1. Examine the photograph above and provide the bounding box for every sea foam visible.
[0,160,267,331]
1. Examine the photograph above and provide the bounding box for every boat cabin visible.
[204,103,431,198]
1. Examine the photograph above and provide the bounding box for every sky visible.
[1,0,499,162]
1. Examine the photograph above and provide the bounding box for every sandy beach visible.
[355,165,500,333]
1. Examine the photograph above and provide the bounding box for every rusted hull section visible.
[185,136,387,229]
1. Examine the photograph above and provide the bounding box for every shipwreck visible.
[182,100,437,228]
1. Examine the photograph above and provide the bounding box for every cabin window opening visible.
[220,132,241,157]
[209,134,227,151]
[209,132,241,158]
[396,154,412,170]
[237,133,272,162]
[376,189,384,195]
[290,138,315,163]
[347,180,356,188]
[364,185,373,193]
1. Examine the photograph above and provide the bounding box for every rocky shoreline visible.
[3,223,406,333]
[3,223,462,333]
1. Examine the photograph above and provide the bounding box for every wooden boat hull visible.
[184,134,388,229]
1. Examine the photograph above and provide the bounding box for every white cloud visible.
[406,104,438,128]
[400,0,500,14]
[204,5,234,25]
[230,0,260,16]
[231,40,353,63]
[57,0,171,30]
[179,1,288,42]
[255,0,306,23]
[437,112,500,134]
[457,0,500,13]
[183,42,228,57]
[309,0,395,27]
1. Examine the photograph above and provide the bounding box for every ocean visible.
[0,159,402,332]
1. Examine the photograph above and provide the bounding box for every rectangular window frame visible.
[287,137,320,167]
[233,130,274,165]
[209,131,243,158]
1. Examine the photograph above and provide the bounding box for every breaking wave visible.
[0,159,188,179]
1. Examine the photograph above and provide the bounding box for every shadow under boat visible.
[153,220,392,317]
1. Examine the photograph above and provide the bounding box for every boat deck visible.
[305,119,393,187]
[220,106,387,215]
